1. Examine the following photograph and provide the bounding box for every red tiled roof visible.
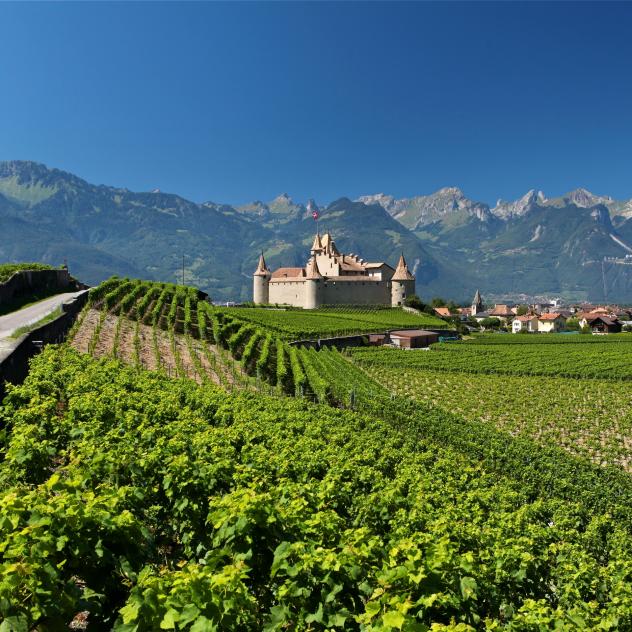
[271,267,305,279]
[538,313,565,321]
[489,304,513,316]
[434,307,451,317]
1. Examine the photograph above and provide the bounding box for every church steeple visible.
[471,289,483,315]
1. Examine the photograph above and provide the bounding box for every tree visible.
[431,297,447,308]
[480,317,501,330]
[566,318,580,331]
[404,294,425,311]
[447,300,460,314]
[516,305,529,316]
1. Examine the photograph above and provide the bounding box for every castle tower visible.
[253,252,271,304]
[471,289,483,315]
[304,256,323,309]
[391,254,415,306]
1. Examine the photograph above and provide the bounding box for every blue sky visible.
[1,1,631,206]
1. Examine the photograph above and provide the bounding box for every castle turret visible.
[253,252,271,304]
[471,289,483,315]
[304,256,323,309]
[310,232,323,254]
[391,254,415,306]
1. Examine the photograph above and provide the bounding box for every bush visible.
[404,294,425,311]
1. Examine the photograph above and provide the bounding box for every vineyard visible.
[3,345,632,629]
[363,365,632,470]
[352,341,632,379]
[4,276,632,628]
[66,277,397,406]
[220,305,446,340]
[465,333,632,344]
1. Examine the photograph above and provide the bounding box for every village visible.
[432,290,632,335]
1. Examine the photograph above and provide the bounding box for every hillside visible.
[3,160,632,301]
[4,278,632,628]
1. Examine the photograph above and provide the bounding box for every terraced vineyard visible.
[69,277,394,405]
[69,281,249,390]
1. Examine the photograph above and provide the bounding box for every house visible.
[489,304,514,322]
[512,315,538,333]
[389,329,440,348]
[537,313,567,333]
[472,311,492,323]
[253,231,415,308]
[578,314,622,334]
[434,307,452,318]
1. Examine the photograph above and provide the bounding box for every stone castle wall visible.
[268,278,392,308]
[321,280,390,305]
[268,280,308,306]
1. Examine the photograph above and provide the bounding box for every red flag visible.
[307,199,320,220]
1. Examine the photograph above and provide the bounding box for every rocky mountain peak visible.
[356,187,493,229]
[356,193,396,211]
[492,189,546,220]
[566,188,613,208]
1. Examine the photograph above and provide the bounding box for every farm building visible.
[389,329,439,348]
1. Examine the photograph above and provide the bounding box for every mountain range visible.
[2,160,632,303]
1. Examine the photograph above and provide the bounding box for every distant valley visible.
[2,160,632,302]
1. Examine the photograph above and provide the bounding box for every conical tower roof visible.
[473,289,482,305]
[254,252,270,277]
[392,253,414,281]
[311,232,323,252]
[321,232,332,251]
[305,256,323,279]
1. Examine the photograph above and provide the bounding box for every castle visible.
[253,232,415,309]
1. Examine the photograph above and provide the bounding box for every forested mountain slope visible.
[3,160,632,301]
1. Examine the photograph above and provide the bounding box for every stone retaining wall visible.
[0,292,88,400]
[0,268,80,306]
